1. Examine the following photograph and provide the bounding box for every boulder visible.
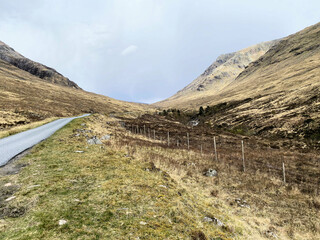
[204,169,218,177]
[87,136,102,145]
[203,216,224,227]
[101,134,111,140]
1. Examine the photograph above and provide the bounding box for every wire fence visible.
[123,122,320,195]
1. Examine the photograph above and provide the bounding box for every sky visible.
[0,0,319,103]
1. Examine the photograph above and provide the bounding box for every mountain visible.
[160,23,320,144]
[203,22,320,142]
[156,40,279,108]
[0,45,150,129]
[0,41,80,89]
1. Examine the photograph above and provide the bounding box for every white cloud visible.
[121,45,138,56]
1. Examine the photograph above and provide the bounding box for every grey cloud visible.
[0,0,319,103]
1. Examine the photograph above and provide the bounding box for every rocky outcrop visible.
[0,41,80,89]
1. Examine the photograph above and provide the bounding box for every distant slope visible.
[156,40,278,108]
[0,58,150,129]
[201,22,320,142]
[0,41,80,89]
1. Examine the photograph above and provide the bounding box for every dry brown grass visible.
[0,116,58,139]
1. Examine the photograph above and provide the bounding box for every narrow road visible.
[0,114,89,167]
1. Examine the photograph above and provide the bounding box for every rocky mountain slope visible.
[0,41,80,89]
[157,40,278,108]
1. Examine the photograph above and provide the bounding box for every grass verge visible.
[0,117,59,139]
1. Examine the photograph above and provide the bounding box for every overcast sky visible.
[0,0,319,103]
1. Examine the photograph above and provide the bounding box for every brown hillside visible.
[200,22,320,141]
[157,23,320,142]
[0,59,150,129]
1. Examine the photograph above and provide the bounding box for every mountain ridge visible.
[157,39,279,108]
[0,41,80,89]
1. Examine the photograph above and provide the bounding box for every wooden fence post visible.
[241,140,245,172]
[167,132,170,146]
[200,144,203,156]
[214,136,218,161]
[153,130,156,140]
[144,125,146,135]
[187,132,190,150]
[283,162,286,183]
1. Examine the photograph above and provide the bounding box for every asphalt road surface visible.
[0,114,89,167]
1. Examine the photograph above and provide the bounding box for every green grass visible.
[0,116,234,239]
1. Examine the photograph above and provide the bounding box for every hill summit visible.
[0,41,80,89]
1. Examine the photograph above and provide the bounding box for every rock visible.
[265,230,278,238]
[81,123,86,127]
[87,136,102,145]
[139,221,147,225]
[203,216,224,227]
[4,183,12,187]
[101,134,111,140]
[5,196,16,202]
[204,169,218,177]
[189,120,199,127]
[159,185,167,188]
[75,150,84,153]
[213,217,224,227]
[58,219,67,226]
[203,216,213,222]
[235,198,250,208]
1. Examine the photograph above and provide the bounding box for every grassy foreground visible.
[0,115,236,239]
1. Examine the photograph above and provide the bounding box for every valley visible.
[0,14,319,240]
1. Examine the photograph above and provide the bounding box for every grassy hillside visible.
[202,22,320,142]
[0,59,151,130]
[157,22,320,143]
